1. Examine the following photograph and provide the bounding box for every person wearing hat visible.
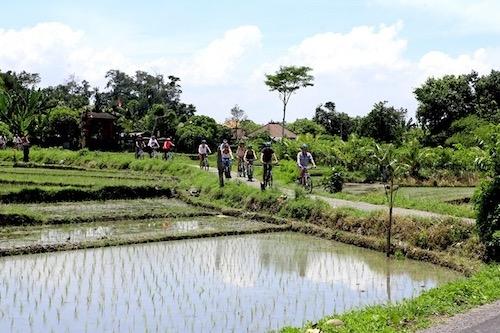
[236,141,247,177]
[243,144,257,181]
[135,134,145,159]
[163,137,175,160]
[198,139,212,168]
[297,144,316,185]
[219,139,233,178]
[148,135,160,158]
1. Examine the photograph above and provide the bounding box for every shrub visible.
[322,167,344,193]
[475,176,500,261]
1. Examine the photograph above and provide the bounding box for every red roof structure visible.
[248,122,297,140]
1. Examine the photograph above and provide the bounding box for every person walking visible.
[21,134,30,162]
[135,135,145,159]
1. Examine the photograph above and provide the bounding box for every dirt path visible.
[194,165,475,224]
[418,301,500,333]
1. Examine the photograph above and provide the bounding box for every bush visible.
[322,167,344,193]
[475,176,500,261]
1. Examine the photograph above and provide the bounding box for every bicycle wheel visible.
[204,159,209,171]
[304,175,313,193]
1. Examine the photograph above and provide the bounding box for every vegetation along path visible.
[206,166,476,224]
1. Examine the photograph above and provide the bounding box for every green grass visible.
[319,186,476,219]
[281,264,500,333]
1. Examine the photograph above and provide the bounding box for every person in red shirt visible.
[163,137,175,160]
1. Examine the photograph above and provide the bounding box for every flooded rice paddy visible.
[0,216,275,248]
[0,232,460,333]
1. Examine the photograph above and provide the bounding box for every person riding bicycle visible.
[163,137,175,160]
[236,142,246,176]
[243,144,257,181]
[260,142,278,185]
[135,134,145,159]
[220,139,233,178]
[297,144,316,185]
[148,135,160,158]
[198,139,211,167]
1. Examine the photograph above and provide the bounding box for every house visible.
[81,112,117,150]
[248,122,297,140]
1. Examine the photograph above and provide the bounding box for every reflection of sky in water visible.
[0,233,460,333]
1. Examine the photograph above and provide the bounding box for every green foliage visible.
[46,106,80,147]
[313,102,357,140]
[359,101,408,144]
[322,167,344,193]
[288,118,325,137]
[265,65,314,137]
[0,121,11,138]
[475,177,500,260]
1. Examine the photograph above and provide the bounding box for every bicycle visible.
[222,157,232,179]
[246,159,254,181]
[200,154,209,171]
[261,162,274,190]
[164,151,174,161]
[237,157,246,177]
[298,166,314,193]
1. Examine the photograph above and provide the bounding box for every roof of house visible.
[248,122,297,139]
[84,112,116,120]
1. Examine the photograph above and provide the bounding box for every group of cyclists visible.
[135,135,175,160]
[197,139,316,190]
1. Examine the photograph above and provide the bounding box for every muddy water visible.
[0,233,460,333]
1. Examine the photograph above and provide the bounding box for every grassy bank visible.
[281,264,500,333]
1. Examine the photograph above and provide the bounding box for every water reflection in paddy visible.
[0,232,461,333]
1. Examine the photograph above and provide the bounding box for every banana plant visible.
[371,143,409,257]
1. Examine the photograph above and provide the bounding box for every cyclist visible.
[236,141,246,177]
[260,142,278,187]
[135,134,145,159]
[198,139,211,167]
[297,144,316,185]
[243,144,257,181]
[163,137,175,160]
[220,139,233,178]
[148,135,160,158]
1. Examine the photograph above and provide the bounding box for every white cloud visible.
[418,48,493,79]
[253,22,408,84]
[377,0,500,34]
[0,22,261,87]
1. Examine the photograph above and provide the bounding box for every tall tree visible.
[265,66,314,138]
[359,101,407,144]
[414,73,476,145]
[313,102,356,140]
[226,104,247,138]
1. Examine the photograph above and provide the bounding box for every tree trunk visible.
[282,103,286,139]
[387,179,393,257]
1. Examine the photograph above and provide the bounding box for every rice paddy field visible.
[0,164,471,332]
[0,233,460,333]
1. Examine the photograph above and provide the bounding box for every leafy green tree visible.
[43,76,91,109]
[475,70,500,123]
[313,101,356,140]
[0,71,52,137]
[414,73,476,145]
[265,66,314,138]
[239,119,261,135]
[288,118,325,137]
[358,101,407,144]
[46,106,80,147]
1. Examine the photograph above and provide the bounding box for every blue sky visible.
[1,0,499,123]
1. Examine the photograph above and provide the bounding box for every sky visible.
[1,0,499,123]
